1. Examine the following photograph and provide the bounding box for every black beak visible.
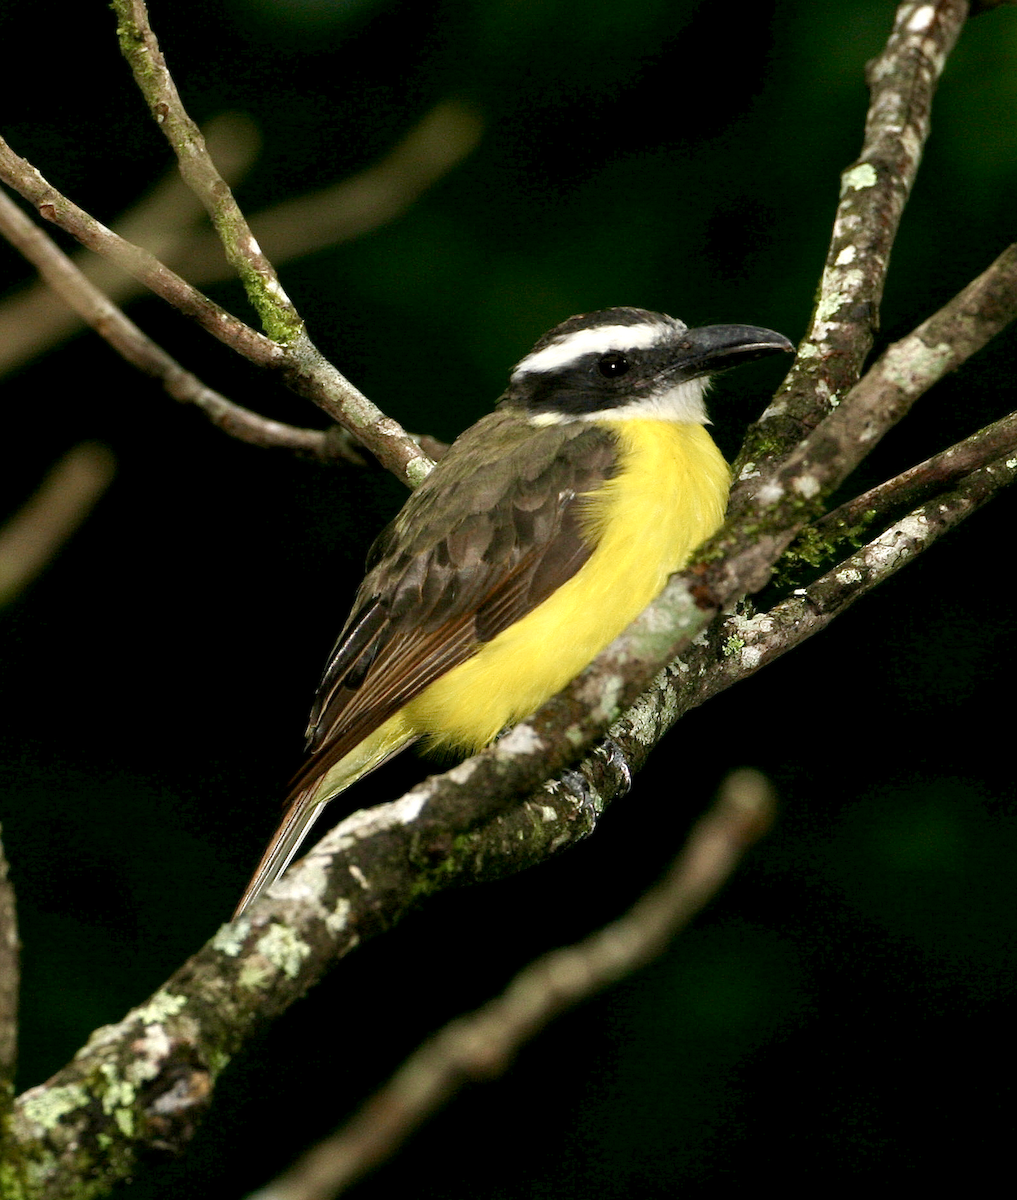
[669,324,796,381]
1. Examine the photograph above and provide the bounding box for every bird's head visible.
[504,307,795,425]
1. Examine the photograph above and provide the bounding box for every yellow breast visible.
[404,418,731,755]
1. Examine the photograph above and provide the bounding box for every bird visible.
[234,307,793,916]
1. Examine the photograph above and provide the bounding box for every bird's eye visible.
[597,351,630,378]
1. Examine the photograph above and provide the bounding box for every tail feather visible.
[232,787,327,918]
[233,715,417,917]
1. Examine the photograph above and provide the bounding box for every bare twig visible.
[735,0,969,483]
[0,824,19,1120]
[0,187,347,462]
[0,112,261,377]
[0,134,282,368]
[174,101,483,283]
[248,770,775,1200]
[0,103,480,380]
[0,138,430,484]
[0,444,116,609]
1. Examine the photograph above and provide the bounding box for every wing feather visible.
[292,412,618,798]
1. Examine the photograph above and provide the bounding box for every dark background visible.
[1,0,1015,1194]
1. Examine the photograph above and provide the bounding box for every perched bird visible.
[234,307,793,915]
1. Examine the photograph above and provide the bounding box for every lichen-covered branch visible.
[735,0,969,484]
[249,770,776,1200]
[791,403,1017,569]
[3,399,1012,1197]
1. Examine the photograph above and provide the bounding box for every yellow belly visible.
[403,417,730,755]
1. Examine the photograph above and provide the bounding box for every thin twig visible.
[0,824,19,1120]
[793,406,1017,566]
[174,101,483,283]
[111,0,302,344]
[247,770,775,1200]
[0,187,347,462]
[110,0,434,484]
[0,142,430,483]
[0,112,261,378]
[734,0,969,485]
[0,444,116,609]
[0,134,282,368]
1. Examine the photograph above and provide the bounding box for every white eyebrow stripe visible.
[511,321,672,377]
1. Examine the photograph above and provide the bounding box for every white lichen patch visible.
[22,1083,91,1129]
[269,855,330,907]
[793,474,822,500]
[738,460,760,481]
[538,805,558,823]
[134,990,187,1024]
[865,514,929,571]
[757,480,784,506]
[816,289,850,324]
[728,612,775,640]
[906,4,936,33]
[882,337,953,394]
[494,722,545,758]
[330,788,430,853]
[348,863,370,890]
[739,644,765,670]
[761,394,790,416]
[576,672,623,723]
[841,163,878,193]
[127,1026,173,1084]
[836,567,863,585]
[255,923,312,979]
[212,918,251,957]
[835,244,858,266]
[326,896,355,936]
[446,756,480,784]
[901,123,922,164]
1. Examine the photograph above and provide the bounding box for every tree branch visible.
[0,444,116,609]
[0,111,260,378]
[0,187,351,462]
[0,102,480,380]
[4,398,1011,1195]
[248,770,775,1200]
[111,0,303,344]
[0,135,281,367]
[0,135,430,485]
[734,0,969,484]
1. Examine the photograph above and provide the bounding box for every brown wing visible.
[288,412,618,796]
